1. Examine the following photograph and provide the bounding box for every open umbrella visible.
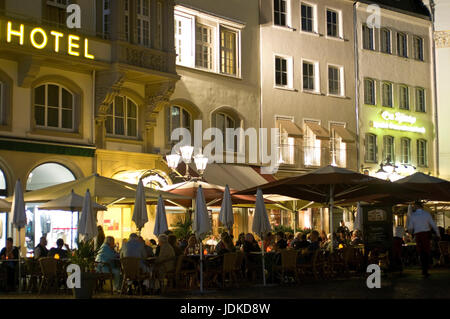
[395,172,450,201]
[192,185,211,293]
[11,179,26,293]
[132,180,148,233]
[252,188,272,286]
[78,189,98,242]
[219,185,234,233]
[153,195,169,237]
[38,190,107,248]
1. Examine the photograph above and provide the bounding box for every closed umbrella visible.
[78,189,98,242]
[354,202,363,232]
[11,179,26,293]
[252,188,272,286]
[154,195,168,237]
[219,185,234,233]
[38,190,107,248]
[192,185,211,293]
[132,180,148,233]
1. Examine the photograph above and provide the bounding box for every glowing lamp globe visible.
[166,154,180,169]
[180,145,194,163]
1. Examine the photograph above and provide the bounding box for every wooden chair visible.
[234,252,245,283]
[164,255,197,290]
[272,249,299,284]
[38,257,58,294]
[221,253,239,287]
[94,261,114,295]
[23,258,41,293]
[438,241,449,266]
[298,250,322,281]
[120,257,151,296]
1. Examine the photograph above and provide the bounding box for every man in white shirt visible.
[407,201,440,277]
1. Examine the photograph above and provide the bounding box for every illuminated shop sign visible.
[4,21,95,60]
[372,111,425,134]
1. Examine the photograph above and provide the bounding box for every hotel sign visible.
[2,21,95,60]
[372,111,425,134]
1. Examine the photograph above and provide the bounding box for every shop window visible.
[34,83,74,131]
[106,96,138,138]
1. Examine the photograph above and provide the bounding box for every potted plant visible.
[67,239,100,299]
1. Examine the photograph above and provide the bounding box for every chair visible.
[438,241,449,266]
[298,250,322,280]
[38,257,58,294]
[233,252,245,283]
[221,253,239,287]
[272,249,299,284]
[23,258,41,293]
[94,261,114,295]
[120,257,151,296]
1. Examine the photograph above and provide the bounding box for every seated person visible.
[95,236,121,292]
[120,233,150,273]
[48,239,70,259]
[214,232,230,254]
[263,232,274,252]
[235,233,246,248]
[350,230,364,245]
[138,236,154,258]
[34,236,48,259]
[184,235,198,255]
[0,238,19,291]
[292,233,310,250]
[153,234,175,293]
[168,234,183,256]
[216,233,235,255]
[274,232,288,251]
[241,233,260,253]
[286,233,295,247]
[308,230,320,252]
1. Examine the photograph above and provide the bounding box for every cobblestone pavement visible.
[0,267,448,299]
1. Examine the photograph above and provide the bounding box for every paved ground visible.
[0,266,448,299]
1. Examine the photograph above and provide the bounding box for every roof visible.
[361,0,431,19]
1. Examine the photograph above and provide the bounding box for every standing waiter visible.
[407,201,440,277]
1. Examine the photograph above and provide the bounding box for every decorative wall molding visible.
[144,81,176,128]
[435,30,450,48]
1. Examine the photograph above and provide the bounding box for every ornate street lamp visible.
[166,153,180,170]
[166,146,209,181]
[194,153,209,176]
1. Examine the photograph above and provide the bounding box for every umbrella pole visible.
[200,241,203,293]
[71,211,73,250]
[330,185,335,253]
[261,239,266,286]
[18,227,21,293]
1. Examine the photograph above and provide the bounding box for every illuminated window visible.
[137,0,151,47]
[196,24,214,70]
[304,122,321,166]
[274,0,288,27]
[397,32,408,58]
[417,139,427,167]
[220,28,237,76]
[383,136,395,162]
[415,88,426,112]
[331,126,346,167]
[400,138,411,164]
[380,28,391,54]
[365,133,377,163]
[34,84,74,130]
[382,82,393,107]
[413,36,423,61]
[166,105,192,143]
[362,24,374,50]
[280,135,295,165]
[106,96,138,137]
[399,85,409,110]
[364,78,375,105]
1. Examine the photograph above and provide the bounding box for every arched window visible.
[34,84,74,130]
[213,112,237,152]
[0,169,6,198]
[167,105,192,141]
[106,95,138,137]
[26,162,75,191]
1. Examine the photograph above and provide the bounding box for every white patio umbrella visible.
[354,202,363,232]
[192,185,211,293]
[252,188,272,286]
[38,190,107,248]
[406,204,413,231]
[219,185,234,233]
[78,189,98,242]
[11,179,26,293]
[153,195,168,237]
[132,179,148,233]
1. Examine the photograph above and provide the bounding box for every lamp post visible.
[166,146,209,180]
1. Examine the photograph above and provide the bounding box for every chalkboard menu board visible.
[362,205,393,249]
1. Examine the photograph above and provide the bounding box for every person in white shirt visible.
[407,201,440,277]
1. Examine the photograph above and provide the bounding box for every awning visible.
[332,125,355,143]
[305,122,330,140]
[202,164,271,191]
[276,119,303,137]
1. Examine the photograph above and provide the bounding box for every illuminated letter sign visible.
[30,28,48,49]
[373,111,425,134]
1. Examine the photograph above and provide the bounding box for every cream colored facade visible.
[356,2,437,179]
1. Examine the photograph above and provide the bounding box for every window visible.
[380,28,391,54]
[331,126,346,167]
[399,85,409,110]
[417,139,427,167]
[103,0,111,40]
[274,0,288,27]
[215,113,237,152]
[400,138,411,164]
[415,88,426,112]
[106,96,138,137]
[156,2,163,49]
[46,0,67,26]
[124,0,130,41]
[279,135,295,165]
[383,136,395,162]
[174,14,193,66]
[301,4,314,32]
[34,84,74,130]
[303,61,316,91]
[0,82,4,125]
[275,56,293,88]
[397,32,408,58]
[304,122,321,166]
[328,66,343,96]
[365,134,377,163]
[364,78,375,105]
[220,28,237,76]
[382,82,393,107]
[413,36,424,61]
[362,25,374,50]
[326,9,338,37]
[196,24,214,70]
[167,105,192,142]
[137,0,151,47]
